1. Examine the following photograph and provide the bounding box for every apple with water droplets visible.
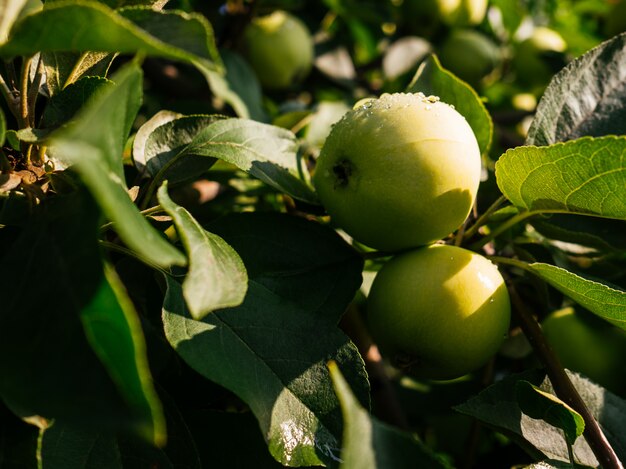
[313,92,482,251]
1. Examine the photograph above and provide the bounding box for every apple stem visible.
[507,281,624,469]
[462,195,507,241]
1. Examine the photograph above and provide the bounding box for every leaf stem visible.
[27,55,44,129]
[100,205,165,232]
[463,195,508,240]
[469,210,536,250]
[507,280,623,469]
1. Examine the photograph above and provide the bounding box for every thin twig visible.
[463,195,508,241]
[20,56,33,128]
[0,73,20,119]
[507,281,623,469]
[339,304,410,430]
[469,210,536,250]
[27,55,44,128]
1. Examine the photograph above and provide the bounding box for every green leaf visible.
[525,262,626,330]
[0,2,222,73]
[135,113,222,184]
[132,109,180,174]
[496,136,626,219]
[527,33,626,146]
[220,49,266,122]
[0,0,27,43]
[157,183,247,319]
[41,76,112,129]
[456,370,626,466]
[515,380,585,446]
[162,279,369,467]
[39,422,123,469]
[328,362,449,469]
[39,389,202,469]
[42,51,115,96]
[50,62,186,269]
[183,118,317,204]
[0,190,164,444]
[206,212,364,323]
[406,54,493,157]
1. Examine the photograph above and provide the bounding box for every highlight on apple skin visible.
[313,92,482,252]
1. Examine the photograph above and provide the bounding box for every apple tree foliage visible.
[0,0,625,468]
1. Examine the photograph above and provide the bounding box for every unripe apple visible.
[437,0,488,26]
[438,29,501,87]
[313,92,481,251]
[512,27,566,88]
[366,244,511,380]
[241,10,314,90]
[542,307,626,394]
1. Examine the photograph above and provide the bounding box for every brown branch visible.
[340,303,409,431]
[508,282,623,469]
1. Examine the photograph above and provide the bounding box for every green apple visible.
[241,10,314,90]
[312,92,481,251]
[542,307,626,394]
[438,29,501,87]
[512,27,566,88]
[437,0,488,26]
[366,244,511,380]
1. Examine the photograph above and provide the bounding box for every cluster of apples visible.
[313,93,511,380]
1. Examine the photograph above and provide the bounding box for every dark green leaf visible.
[206,212,363,323]
[0,190,164,444]
[39,388,201,469]
[135,113,222,183]
[42,51,115,96]
[220,49,266,122]
[157,183,247,319]
[39,422,123,469]
[406,54,493,157]
[515,380,585,446]
[527,33,626,146]
[162,278,369,467]
[496,136,626,219]
[525,262,626,330]
[456,370,626,466]
[41,76,112,129]
[183,118,317,203]
[0,2,221,74]
[50,62,186,269]
[328,362,449,469]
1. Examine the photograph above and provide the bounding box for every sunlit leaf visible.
[162,280,369,467]
[182,118,317,203]
[515,380,585,446]
[456,370,626,466]
[158,183,247,319]
[527,33,626,146]
[525,262,626,330]
[496,136,626,219]
[328,362,449,469]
